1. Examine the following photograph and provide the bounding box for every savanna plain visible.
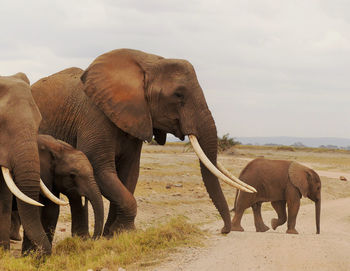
[2,143,350,270]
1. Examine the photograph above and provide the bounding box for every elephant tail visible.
[231,189,240,212]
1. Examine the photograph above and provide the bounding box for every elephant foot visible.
[72,230,90,239]
[104,220,136,238]
[286,228,299,234]
[271,218,280,230]
[0,241,10,250]
[221,224,231,234]
[231,224,244,232]
[256,224,269,232]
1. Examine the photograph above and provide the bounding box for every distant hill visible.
[236,136,350,149]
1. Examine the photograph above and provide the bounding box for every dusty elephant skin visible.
[31,48,234,235]
[231,158,321,234]
[10,134,104,247]
[0,73,52,255]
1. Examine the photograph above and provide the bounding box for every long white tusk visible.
[188,135,255,193]
[40,179,69,205]
[1,166,44,207]
[217,162,257,193]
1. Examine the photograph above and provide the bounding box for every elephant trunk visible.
[11,131,51,254]
[315,199,321,234]
[86,177,104,239]
[195,111,231,233]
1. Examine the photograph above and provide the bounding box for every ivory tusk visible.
[188,135,255,193]
[217,162,257,193]
[40,179,69,206]
[81,196,86,207]
[1,166,44,207]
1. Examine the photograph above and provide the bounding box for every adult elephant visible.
[11,134,104,248]
[231,158,321,234]
[0,73,65,255]
[31,49,255,236]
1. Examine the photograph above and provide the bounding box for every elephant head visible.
[80,49,255,233]
[0,73,51,253]
[37,135,104,239]
[288,162,321,234]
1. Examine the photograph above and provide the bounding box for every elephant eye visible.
[174,92,184,99]
[69,173,76,179]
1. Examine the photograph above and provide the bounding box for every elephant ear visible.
[288,162,309,197]
[80,49,153,142]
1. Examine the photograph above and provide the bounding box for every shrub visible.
[218,133,241,152]
[276,145,295,152]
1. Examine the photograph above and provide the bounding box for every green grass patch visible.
[0,216,204,271]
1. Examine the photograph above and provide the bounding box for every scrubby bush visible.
[218,133,241,152]
[276,145,295,152]
[184,133,240,152]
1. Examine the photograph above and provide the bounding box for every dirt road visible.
[156,169,350,271]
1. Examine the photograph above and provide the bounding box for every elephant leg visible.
[77,132,137,237]
[97,169,137,236]
[104,140,142,236]
[0,177,13,250]
[231,192,252,231]
[22,231,36,254]
[252,202,269,232]
[68,195,89,238]
[271,200,287,230]
[10,210,22,241]
[41,198,60,244]
[231,209,245,231]
[286,187,300,234]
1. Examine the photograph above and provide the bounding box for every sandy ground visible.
[156,198,350,271]
[9,145,350,270]
[154,165,350,271]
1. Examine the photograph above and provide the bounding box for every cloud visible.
[1,0,349,137]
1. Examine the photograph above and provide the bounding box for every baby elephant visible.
[11,135,104,249]
[231,158,321,234]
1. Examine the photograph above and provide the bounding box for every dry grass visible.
[0,217,204,271]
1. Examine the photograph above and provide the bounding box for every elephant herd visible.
[0,49,256,256]
[0,48,320,257]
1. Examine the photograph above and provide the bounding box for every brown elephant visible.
[10,134,104,250]
[0,73,65,255]
[31,49,255,236]
[231,158,321,234]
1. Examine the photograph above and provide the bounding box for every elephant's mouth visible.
[174,129,185,140]
[170,119,185,140]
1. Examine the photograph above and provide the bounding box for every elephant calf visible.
[11,135,104,250]
[231,158,321,234]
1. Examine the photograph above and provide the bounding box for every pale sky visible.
[1,0,349,138]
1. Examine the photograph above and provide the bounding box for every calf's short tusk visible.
[40,179,69,205]
[188,135,255,193]
[81,196,86,207]
[217,162,257,193]
[1,166,44,207]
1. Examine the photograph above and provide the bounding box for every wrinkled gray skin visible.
[232,158,321,234]
[31,48,232,236]
[10,134,104,248]
[0,73,51,255]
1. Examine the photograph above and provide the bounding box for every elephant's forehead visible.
[64,152,93,172]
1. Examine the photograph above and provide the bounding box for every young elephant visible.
[231,158,321,234]
[11,135,104,247]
